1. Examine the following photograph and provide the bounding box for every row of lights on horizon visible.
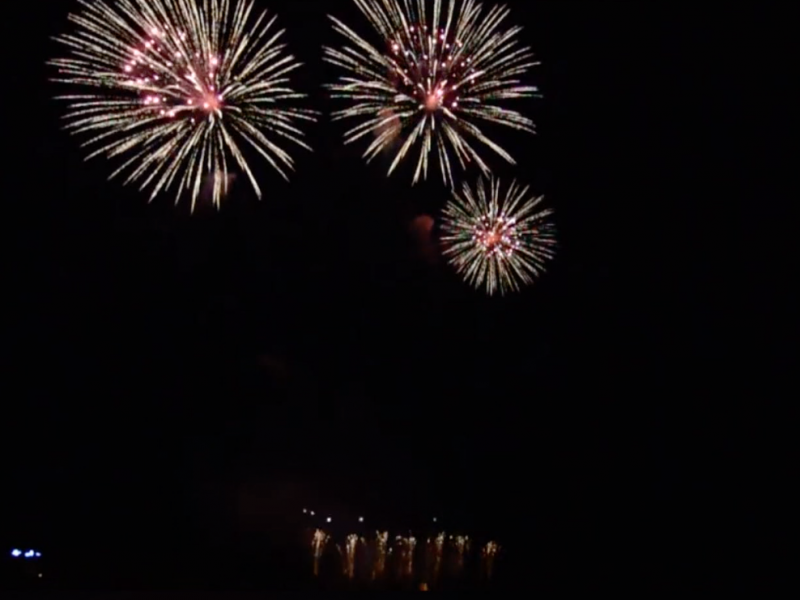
[302,508,438,526]
[10,549,42,559]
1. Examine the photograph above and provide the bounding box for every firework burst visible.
[324,0,539,186]
[441,177,556,295]
[50,0,315,210]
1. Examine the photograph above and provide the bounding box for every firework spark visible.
[325,0,539,186]
[441,177,556,295]
[51,0,315,210]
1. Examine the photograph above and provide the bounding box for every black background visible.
[2,0,787,591]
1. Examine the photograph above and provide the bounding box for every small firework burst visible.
[50,0,315,210]
[325,0,539,186]
[441,177,556,295]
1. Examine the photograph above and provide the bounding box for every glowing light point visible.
[201,93,221,112]
[326,517,332,523]
[11,549,22,558]
[358,516,364,523]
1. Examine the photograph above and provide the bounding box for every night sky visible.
[3,0,784,591]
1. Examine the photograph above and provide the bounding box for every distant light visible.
[25,550,35,558]
[38,574,43,578]
[310,511,315,516]
[35,552,42,558]
[432,517,438,523]
[11,549,21,558]
[302,508,308,514]
[326,517,332,523]
[358,516,364,523]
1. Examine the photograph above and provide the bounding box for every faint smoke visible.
[409,214,439,265]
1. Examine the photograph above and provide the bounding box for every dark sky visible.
[2,0,786,590]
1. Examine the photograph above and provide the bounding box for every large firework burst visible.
[441,177,556,295]
[325,0,539,186]
[50,0,315,209]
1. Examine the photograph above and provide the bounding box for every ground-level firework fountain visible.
[311,529,329,577]
[482,541,501,580]
[342,534,359,580]
[306,526,501,590]
[373,531,388,580]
